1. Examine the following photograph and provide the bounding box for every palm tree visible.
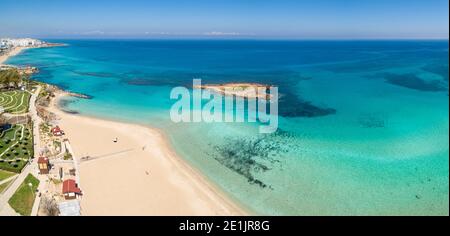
[22,73,31,90]
[9,69,21,89]
[0,68,21,89]
[0,70,10,88]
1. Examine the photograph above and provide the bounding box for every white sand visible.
[0,47,25,65]
[48,94,246,216]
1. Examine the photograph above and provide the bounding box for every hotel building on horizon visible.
[0,38,43,49]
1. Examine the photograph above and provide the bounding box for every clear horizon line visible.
[33,36,450,41]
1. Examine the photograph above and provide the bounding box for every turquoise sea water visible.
[7,40,449,215]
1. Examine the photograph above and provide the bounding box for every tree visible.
[9,69,21,88]
[0,114,8,126]
[40,195,60,216]
[0,68,22,89]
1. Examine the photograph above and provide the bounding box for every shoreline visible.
[0,47,26,65]
[1,43,66,66]
[48,91,248,215]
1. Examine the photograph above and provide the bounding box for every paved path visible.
[55,140,67,159]
[0,163,36,215]
[0,175,17,186]
[64,140,80,187]
[29,86,43,156]
[29,86,44,216]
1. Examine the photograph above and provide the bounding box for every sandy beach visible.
[1,44,64,66]
[48,93,246,216]
[0,46,25,65]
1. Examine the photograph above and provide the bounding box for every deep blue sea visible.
[7,40,449,215]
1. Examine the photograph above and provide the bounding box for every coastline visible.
[48,91,248,216]
[0,47,26,65]
[1,38,448,214]
[1,44,66,66]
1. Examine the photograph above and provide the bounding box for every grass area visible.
[0,179,13,194]
[38,86,50,99]
[63,151,73,160]
[8,174,39,216]
[54,140,61,150]
[0,123,34,173]
[0,90,31,114]
[0,169,16,181]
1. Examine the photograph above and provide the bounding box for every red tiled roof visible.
[51,126,62,132]
[37,156,49,164]
[62,179,82,194]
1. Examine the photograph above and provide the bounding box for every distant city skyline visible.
[1,0,448,39]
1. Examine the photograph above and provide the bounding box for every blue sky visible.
[0,0,448,39]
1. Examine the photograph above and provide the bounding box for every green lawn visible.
[0,90,31,114]
[0,123,33,173]
[0,179,13,194]
[0,169,15,181]
[8,174,39,216]
[0,124,23,154]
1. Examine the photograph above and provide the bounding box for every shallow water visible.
[7,40,449,215]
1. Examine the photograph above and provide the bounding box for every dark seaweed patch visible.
[324,59,390,73]
[275,76,337,117]
[422,63,449,82]
[61,109,80,115]
[279,97,336,118]
[58,98,75,107]
[70,70,118,78]
[57,98,80,114]
[380,73,448,92]
[208,129,297,189]
[126,78,184,87]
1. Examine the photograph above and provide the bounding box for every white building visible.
[0,38,43,47]
[0,39,8,49]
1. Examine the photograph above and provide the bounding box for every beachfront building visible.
[0,41,8,52]
[38,156,51,174]
[0,38,43,47]
[51,126,64,136]
[62,179,82,200]
[0,39,9,49]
